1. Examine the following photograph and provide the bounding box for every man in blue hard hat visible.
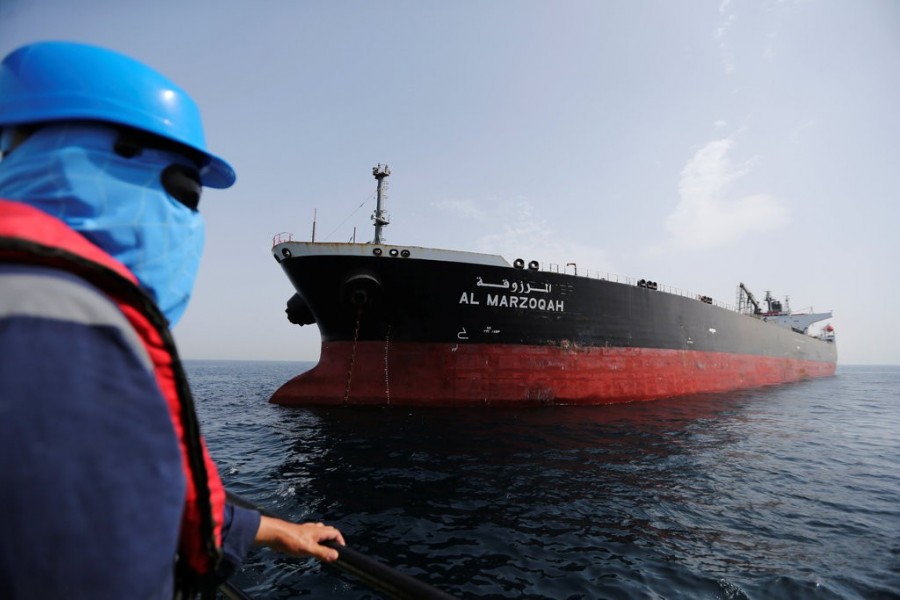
[0,41,344,598]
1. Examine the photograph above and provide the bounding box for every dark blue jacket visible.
[0,201,260,598]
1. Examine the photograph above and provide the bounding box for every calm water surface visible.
[188,362,900,599]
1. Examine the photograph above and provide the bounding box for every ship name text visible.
[458,291,565,312]
[459,275,565,312]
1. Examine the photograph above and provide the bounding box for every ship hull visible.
[270,242,837,406]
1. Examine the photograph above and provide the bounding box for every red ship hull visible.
[271,341,837,406]
[269,239,836,406]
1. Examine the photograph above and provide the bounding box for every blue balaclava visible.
[0,122,204,325]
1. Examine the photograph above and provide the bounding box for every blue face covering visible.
[0,123,204,326]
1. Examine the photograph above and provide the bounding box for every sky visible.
[2,0,898,365]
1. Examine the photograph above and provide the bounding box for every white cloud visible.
[656,137,790,252]
[715,3,737,74]
[474,199,616,276]
[789,119,816,144]
[763,31,778,61]
[431,198,489,222]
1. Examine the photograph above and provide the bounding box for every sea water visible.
[188,362,900,599]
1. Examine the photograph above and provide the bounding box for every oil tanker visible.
[270,165,836,406]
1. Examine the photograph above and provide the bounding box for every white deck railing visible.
[544,262,737,313]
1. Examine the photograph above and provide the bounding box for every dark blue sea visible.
[187,362,900,599]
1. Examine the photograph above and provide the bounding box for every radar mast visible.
[371,164,390,244]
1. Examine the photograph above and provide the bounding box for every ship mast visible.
[371,164,391,244]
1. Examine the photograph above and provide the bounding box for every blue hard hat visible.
[0,41,235,188]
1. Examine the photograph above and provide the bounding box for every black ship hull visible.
[269,242,837,406]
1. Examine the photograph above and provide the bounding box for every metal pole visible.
[372,164,391,244]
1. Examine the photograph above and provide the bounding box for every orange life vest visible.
[0,200,226,590]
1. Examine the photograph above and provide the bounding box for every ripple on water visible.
[188,362,900,599]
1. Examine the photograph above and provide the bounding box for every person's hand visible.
[254,515,346,562]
